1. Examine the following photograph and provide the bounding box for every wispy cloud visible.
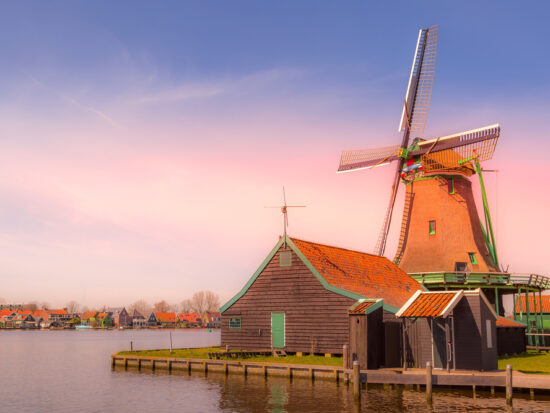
[29,76,119,127]
[133,67,306,106]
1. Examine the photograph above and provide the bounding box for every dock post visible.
[204,361,207,374]
[287,367,292,379]
[111,357,116,368]
[353,361,360,401]
[138,359,142,370]
[187,361,192,373]
[426,362,432,403]
[168,361,172,373]
[506,364,513,405]
[152,360,156,371]
[530,388,534,399]
[224,362,228,376]
[124,358,128,369]
[343,345,349,370]
[130,341,133,351]
[263,365,267,377]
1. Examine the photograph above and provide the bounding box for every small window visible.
[486,320,493,348]
[468,252,477,265]
[279,251,292,267]
[429,220,436,235]
[448,178,455,194]
[229,318,241,329]
[455,262,468,272]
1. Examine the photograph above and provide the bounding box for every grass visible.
[117,347,343,366]
[498,350,550,375]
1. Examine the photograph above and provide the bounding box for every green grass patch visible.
[499,350,550,375]
[117,347,343,366]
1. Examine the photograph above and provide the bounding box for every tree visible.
[66,301,79,313]
[154,300,170,313]
[204,291,220,312]
[129,300,152,316]
[179,299,193,313]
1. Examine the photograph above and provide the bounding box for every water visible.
[1,330,549,412]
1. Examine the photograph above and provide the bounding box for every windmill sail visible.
[374,25,438,257]
[399,25,438,134]
[417,124,500,172]
[338,144,400,172]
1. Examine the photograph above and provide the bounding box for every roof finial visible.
[265,186,306,248]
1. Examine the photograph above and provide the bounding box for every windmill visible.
[265,187,306,247]
[337,25,501,273]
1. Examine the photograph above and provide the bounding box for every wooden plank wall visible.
[221,247,356,354]
[480,297,498,370]
[366,307,383,369]
[497,327,526,355]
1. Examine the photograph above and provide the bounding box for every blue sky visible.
[0,2,549,308]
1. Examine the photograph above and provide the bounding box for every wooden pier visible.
[111,353,550,401]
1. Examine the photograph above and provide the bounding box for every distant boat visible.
[75,325,92,330]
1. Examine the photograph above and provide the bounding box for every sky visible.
[1,1,549,309]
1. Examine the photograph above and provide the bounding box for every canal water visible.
[1,330,549,412]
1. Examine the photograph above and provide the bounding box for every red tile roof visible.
[178,313,201,322]
[155,312,177,323]
[291,238,421,308]
[400,292,458,317]
[496,317,526,328]
[515,295,550,313]
[81,311,98,320]
[0,310,13,317]
[349,301,376,314]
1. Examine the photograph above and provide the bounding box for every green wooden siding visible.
[271,313,285,348]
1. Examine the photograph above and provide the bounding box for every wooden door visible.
[433,318,447,369]
[271,313,285,348]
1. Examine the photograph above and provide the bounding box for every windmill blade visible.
[413,124,500,172]
[337,145,401,173]
[399,25,438,134]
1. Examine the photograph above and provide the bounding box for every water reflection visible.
[1,331,550,413]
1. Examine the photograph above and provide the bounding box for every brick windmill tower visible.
[337,25,501,275]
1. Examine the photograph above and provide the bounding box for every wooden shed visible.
[348,300,384,369]
[220,235,421,355]
[396,289,498,371]
[496,316,526,355]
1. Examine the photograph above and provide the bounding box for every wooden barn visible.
[396,289,498,371]
[220,236,421,357]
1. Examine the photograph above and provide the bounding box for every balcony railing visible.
[409,272,550,289]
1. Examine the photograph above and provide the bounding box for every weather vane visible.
[265,187,306,248]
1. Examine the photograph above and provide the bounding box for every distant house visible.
[178,313,202,327]
[81,311,98,326]
[514,295,550,333]
[151,312,177,327]
[5,313,38,329]
[106,307,131,327]
[97,312,113,327]
[131,310,147,328]
[203,311,221,328]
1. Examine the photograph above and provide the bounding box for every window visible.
[279,250,292,267]
[448,178,455,194]
[229,318,241,329]
[429,220,436,235]
[468,252,477,265]
[486,320,493,348]
[455,262,468,272]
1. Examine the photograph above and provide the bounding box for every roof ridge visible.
[289,237,388,260]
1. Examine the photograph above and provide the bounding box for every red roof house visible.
[220,235,421,357]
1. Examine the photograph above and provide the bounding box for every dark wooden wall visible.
[497,327,526,355]
[349,315,367,368]
[480,297,498,371]
[367,308,383,369]
[221,246,356,354]
[349,307,384,369]
[404,318,432,368]
[383,310,402,368]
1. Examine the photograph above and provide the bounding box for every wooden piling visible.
[168,361,172,372]
[506,364,513,405]
[426,362,433,403]
[262,365,267,377]
[124,358,128,369]
[187,361,192,373]
[203,361,207,374]
[138,359,142,370]
[530,388,534,399]
[353,361,360,401]
[287,367,292,379]
[224,362,229,375]
[111,357,116,368]
[152,360,156,371]
[343,345,349,370]
[130,341,133,351]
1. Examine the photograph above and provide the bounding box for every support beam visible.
[540,290,547,346]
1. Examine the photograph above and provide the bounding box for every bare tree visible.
[204,291,220,312]
[191,291,210,314]
[179,299,193,313]
[39,302,50,310]
[66,301,79,313]
[154,300,170,313]
[129,299,152,316]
